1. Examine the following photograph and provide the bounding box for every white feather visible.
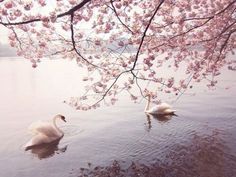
[28,121,61,137]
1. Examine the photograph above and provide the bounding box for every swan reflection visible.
[145,113,176,131]
[151,114,175,122]
[25,139,67,159]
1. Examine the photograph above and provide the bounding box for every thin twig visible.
[110,0,134,34]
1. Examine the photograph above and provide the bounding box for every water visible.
[0,58,236,177]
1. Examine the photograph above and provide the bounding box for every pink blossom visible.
[49,12,57,23]
[2,9,8,15]
[16,50,23,56]
[167,78,174,88]
[95,40,101,45]
[24,3,33,11]
[4,1,14,9]
[118,41,124,47]
[14,10,22,17]
[111,98,118,105]
[32,63,37,68]
[9,41,15,47]
[8,33,15,40]
[41,16,50,23]
[69,0,76,5]
[20,25,29,32]
[122,63,127,67]
[38,0,46,6]
[115,3,122,9]
[130,94,138,101]
[39,41,46,48]
[128,78,134,84]
[83,77,89,81]
[62,24,70,31]
[105,23,112,33]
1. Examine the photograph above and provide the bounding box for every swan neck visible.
[53,116,63,135]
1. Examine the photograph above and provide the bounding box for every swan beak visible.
[61,116,66,122]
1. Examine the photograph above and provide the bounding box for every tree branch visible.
[130,0,165,72]
[92,70,130,106]
[110,0,134,34]
[70,13,101,69]
[92,0,165,105]
[0,0,92,26]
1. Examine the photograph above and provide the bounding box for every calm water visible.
[0,58,236,177]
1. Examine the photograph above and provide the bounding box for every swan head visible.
[55,114,66,122]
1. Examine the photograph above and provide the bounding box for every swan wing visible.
[146,106,160,114]
[157,103,171,110]
[25,133,58,148]
[146,103,174,115]
[28,121,60,137]
[162,108,176,114]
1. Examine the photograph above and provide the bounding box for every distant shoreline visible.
[0,56,20,59]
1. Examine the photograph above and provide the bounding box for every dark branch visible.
[70,13,101,69]
[92,70,130,106]
[58,0,92,17]
[0,0,92,26]
[93,0,165,105]
[130,0,165,71]
[110,0,134,34]
[216,29,236,63]
[10,27,23,50]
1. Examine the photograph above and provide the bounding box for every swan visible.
[144,94,176,115]
[24,114,66,150]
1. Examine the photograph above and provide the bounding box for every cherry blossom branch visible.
[216,29,236,62]
[0,0,92,26]
[57,0,92,18]
[10,27,23,50]
[215,0,236,15]
[218,20,236,37]
[1,0,235,109]
[46,48,74,57]
[149,0,236,50]
[91,0,165,106]
[170,18,213,41]
[173,74,194,103]
[70,13,102,69]
[184,0,236,21]
[110,0,134,34]
[134,76,146,99]
[130,0,165,72]
[92,70,130,106]
[145,0,236,40]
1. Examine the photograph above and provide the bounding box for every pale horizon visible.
[0,26,9,45]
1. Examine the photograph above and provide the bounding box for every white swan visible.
[144,94,176,115]
[24,114,66,150]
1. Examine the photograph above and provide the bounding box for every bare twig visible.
[130,0,165,72]
[110,0,134,34]
[0,0,92,26]
[70,13,102,69]
[92,0,165,105]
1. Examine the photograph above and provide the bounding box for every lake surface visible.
[0,58,236,177]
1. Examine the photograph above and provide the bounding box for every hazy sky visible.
[0,26,16,56]
[0,26,9,44]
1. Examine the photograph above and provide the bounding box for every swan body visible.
[145,95,176,115]
[25,114,66,149]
